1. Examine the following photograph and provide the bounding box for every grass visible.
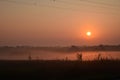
[0,59,120,80]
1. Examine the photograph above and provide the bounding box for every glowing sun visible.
[86,31,91,36]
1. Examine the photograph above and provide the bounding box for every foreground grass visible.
[0,60,120,80]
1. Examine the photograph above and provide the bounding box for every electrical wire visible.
[0,0,120,16]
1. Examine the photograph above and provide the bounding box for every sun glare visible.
[86,31,91,36]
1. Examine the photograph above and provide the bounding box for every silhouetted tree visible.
[28,54,32,61]
[70,45,79,51]
[76,52,82,61]
[97,53,101,60]
[65,56,68,61]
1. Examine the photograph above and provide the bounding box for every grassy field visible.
[0,60,120,80]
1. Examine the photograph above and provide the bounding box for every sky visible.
[0,0,120,46]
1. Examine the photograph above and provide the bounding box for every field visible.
[0,60,120,80]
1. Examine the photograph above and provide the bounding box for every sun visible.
[86,31,91,36]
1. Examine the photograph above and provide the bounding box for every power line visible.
[51,0,120,15]
[0,0,120,16]
[55,0,120,11]
[1,0,120,10]
[77,0,120,7]
[0,0,36,6]
[0,0,81,11]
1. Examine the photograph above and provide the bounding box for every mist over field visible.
[0,0,120,79]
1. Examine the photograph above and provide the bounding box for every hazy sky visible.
[0,0,120,46]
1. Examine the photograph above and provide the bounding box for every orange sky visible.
[0,0,120,46]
